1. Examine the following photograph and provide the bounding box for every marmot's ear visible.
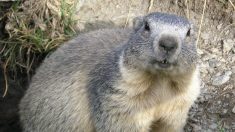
[133,16,144,32]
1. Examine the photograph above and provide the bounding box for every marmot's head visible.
[121,12,198,76]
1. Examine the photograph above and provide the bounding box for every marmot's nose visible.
[158,36,178,53]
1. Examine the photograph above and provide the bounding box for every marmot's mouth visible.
[157,60,171,68]
[151,59,172,69]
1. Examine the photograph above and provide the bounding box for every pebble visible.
[201,32,210,40]
[222,109,228,114]
[197,49,204,55]
[208,58,219,68]
[225,30,230,35]
[192,124,202,131]
[231,55,235,63]
[200,81,205,89]
[209,123,218,129]
[212,71,232,86]
[204,94,212,100]
[225,93,230,98]
[232,106,235,114]
[223,85,233,91]
[232,66,235,73]
[217,23,223,30]
[223,39,234,52]
[207,129,213,132]
[197,96,205,103]
[211,48,220,54]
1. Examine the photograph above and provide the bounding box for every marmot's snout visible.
[153,34,181,69]
[158,35,179,55]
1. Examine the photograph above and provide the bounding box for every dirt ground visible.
[0,0,235,132]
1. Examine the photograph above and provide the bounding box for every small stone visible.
[209,123,218,129]
[201,32,210,40]
[222,109,228,114]
[207,129,213,132]
[217,23,223,30]
[208,58,218,68]
[223,85,233,91]
[200,63,209,74]
[225,71,232,76]
[204,94,212,100]
[192,124,202,131]
[232,66,235,73]
[200,81,205,89]
[211,48,220,53]
[197,96,205,103]
[200,62,210,68]
[207,68,214,74]
[232,106,235,114]
[215,72,222,77]
[197,49,204,55]
[202,56,210,61]
[212,71,232,86]
[225,94,230,98]
[230,55,235,63]
[225,30,230,35]
[223,39,234,52]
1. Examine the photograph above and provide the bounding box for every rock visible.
[201,32,210,40]
[231,55,235,63]
[225,30,230,35]
[222,109,228,114]
[206,129,213,132]
[217,23,222,30]
[204,94,212,100]
[232,106,235,114]
[223,39,234,52]
[202,55,210,61]
[223,85,233,91]
[225,94,230,98]
[192,124,202,131]
[197,49,204,55]
[200,62,209,75]
[209,123,218,129]
[232,66,235,73]
[212,71,232,86]
[200,81,205,89]
[208,58,219,68]
[211,48,220,54]
[197,96,205,103]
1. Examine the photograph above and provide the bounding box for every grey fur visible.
[19,12,200,132]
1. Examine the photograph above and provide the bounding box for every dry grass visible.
[1,59,9,97]
[148,0,154,13]
[185,0,190,19]
[0,0,78,96]
[196,0,207,47]
[228,0,235,10]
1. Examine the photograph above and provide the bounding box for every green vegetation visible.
[0,0,78,96]
[0,0,78,74]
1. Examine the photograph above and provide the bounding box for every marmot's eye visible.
[186,28,191,36]
[144,22,150,31]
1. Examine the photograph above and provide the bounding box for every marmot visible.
[19,12,200,132]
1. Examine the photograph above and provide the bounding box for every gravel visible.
[212,71,232,86]
[232,106,235,114]
[223,39,234,53]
